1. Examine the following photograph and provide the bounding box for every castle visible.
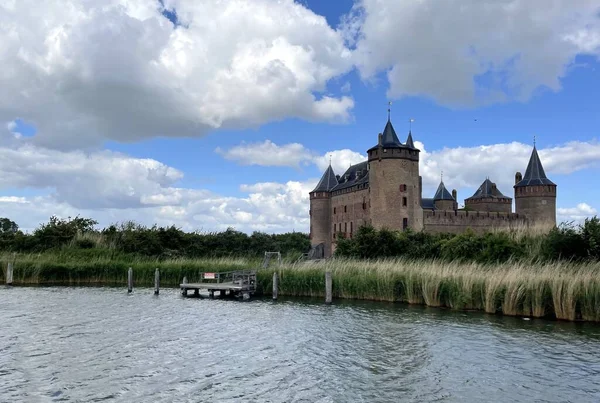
[309,117,557,258]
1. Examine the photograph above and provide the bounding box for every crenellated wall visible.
[423,210,528,234]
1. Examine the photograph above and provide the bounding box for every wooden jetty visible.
[180,270,257,300]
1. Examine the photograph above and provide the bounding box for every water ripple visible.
[1,287,600,402]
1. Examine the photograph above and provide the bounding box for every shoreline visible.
[3,255,600,323]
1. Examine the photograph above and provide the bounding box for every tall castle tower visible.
[309,164,337,257]
[514,145,557,226]
[367,118,423,231]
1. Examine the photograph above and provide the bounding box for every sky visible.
[1,0,599,233]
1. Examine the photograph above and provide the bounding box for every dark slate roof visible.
[515,146,555,187]
[433,181,454,201]
[312,164,338,192]
[421,198,435,210]
[405,131,416,149]
[381,119,402,147]
[331,161,369,192]
[466,178,511,200]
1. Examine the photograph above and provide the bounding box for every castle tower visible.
[465,178,512,213]
[514,145,556,226]
[433,180,457,210]
[367,119,423,231]
[309,164,338,258]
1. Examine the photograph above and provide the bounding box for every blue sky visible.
[1,0,599,232]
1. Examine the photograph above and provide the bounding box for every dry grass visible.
[275,258,600,322]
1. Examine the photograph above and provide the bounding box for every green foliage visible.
[0,217,18,234]
[336,220,599,263]
[0,216,310,259]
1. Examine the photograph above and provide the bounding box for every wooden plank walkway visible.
[180,269,257,300]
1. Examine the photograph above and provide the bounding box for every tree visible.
[0,218,18,234]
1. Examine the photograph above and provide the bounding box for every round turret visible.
[367,119,423,231]
[514,147,556,227]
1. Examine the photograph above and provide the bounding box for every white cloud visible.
[216,140,315,168]
[558,203,598,222]
[0,143,183,209]
[313,149,366,174]
[343,0,600,107]
[216,141,366,175]
[0,0,354,148]
[418,140,600,199]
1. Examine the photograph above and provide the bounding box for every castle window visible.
[344,205,347,213]
[350,222,353,236]
[344,222,347,233]
[383,149,387,153]
[402,197,407,207]
[403,218,408,230]
[399,184,407,192]
[334,223,336,233]
[334,207,336,214]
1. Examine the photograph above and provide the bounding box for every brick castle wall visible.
[423,210,528,234]
[368,148,423,231]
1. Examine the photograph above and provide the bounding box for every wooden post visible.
[181,276,188,296]
[154,268,160,295]
[272,272,279,300]
[6,262,13,286]
[127,267,133,293]
[325,271,332,304]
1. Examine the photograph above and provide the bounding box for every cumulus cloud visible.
[343,0,600,106]
[0,0,354,148]
[558,203,598,222]
[418,140,600,198]
[216,140,366,175]
[0,136,315,232]
[216,141,315,168]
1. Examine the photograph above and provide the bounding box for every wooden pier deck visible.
[180,270,257,300]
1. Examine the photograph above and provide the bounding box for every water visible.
[1,288,600,403]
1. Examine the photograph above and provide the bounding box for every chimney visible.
[378,133,383,146]
[515,171,522,185]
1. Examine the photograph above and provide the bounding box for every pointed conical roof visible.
[466,178,511,200]
[312,164,338,192]
[405,131,416,149]
[515,146,555,187]
[433,181,454,201]
[381,119,402,147]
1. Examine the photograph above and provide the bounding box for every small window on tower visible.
[403,218,408,230]
[344,205,347,213]
[334,207,336,214]
[402,197,407,207]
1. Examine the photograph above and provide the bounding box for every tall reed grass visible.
[2,253,599,322]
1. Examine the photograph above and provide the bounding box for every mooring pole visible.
[6,262,13,286]
[272,272,279,300]
[154,268,160,295]
[181,276,188,297]
[325,271,332,304]
[127,267,133,293]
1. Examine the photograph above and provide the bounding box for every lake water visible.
[1,287,600,402]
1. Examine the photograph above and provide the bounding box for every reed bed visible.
[2,253,600,322]
[267,258,600,322]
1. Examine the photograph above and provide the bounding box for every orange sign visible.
[204,272,216,279]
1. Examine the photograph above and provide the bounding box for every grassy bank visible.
[2,253,600,322]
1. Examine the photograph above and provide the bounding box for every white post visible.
[127,267,133,293]
[154,268,160,295]
[325,271,332,304]
[181,276,188,296]
[6,262,13,286]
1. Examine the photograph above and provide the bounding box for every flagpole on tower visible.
[387,101,392,121]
